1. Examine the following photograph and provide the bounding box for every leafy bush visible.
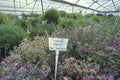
[0,36,51,80]
[51,26,120,79]
[0,13,9,24]
[0,54,51,80]
[58,13,89,28]
[59,11,67,17]
[15,36,48,64]
[42,23,57,35]
[0,24,26,59]
[43,8,59,24]
[0,27,120,79]
[29,25,45,38]
[58,18,79,28]
[7,13,19,20]
[66,13,83,19]
[15,19,32,32]
[91,15,100,22]
[29,23,56,38]
[58,57,114,80]
[30,18,41,26]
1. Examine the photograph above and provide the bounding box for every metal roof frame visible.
[0,0,120,14]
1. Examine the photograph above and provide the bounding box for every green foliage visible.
[96,13,104,16]
[21,13,28,19]
[7,13,19,20]
[43,23,56,35]
[66,13,83,19]
[15,19,32,32]
[16,36,48,65]
[30,23,56,38]
[43,8,60,24]
[58,13,90,28]
[91,15,100,22]
[29,25,45,38]
[22,13,39,19]
[107,14,114,17]
[0,24,26,59]
[60,18,78,28]
[0,13,9,24]
[59,11,67,17]
[30,17,42,26]
[0,35,52,79]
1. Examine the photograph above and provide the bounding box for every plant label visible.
[49,38,69,51]
[42,20,47,25]
[48,38,69,80]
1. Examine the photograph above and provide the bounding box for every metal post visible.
[14,0,16,11]
[41,0,44,13]
[54,50,59,80]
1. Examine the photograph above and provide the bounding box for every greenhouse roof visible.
[0,0,120,15]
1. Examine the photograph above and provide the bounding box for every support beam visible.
[21,1,35,9]
[112,0,117,10]
[26,0,28,4]
[46,2,52,9]
[96,2,106,9]
[41,0,44,13]
[99,0,119,12]
[75,0,80,5]
[0,9,42,12]
[103,10,120,13]
[72,0,80,12]
[56,3,64,9]
[14,0,16,11]
[95,1,109,10]
[32,0,37,12]
[19,0,21,8]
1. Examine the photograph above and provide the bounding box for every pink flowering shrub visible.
[51,26,120,79]
[0,56,51,80]
[67,34,120,79]
[15,36,49,65]
[0,24,120,80]
[0,36,52,80]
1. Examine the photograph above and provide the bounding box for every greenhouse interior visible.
[0,0,120,80]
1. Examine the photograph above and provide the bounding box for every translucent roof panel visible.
[0,0,120,15]
[64,0,120,13]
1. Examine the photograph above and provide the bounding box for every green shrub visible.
[58,18,79,28]
[29,23,56,38]
[7,13,19,20]
[0,13,9,24]
[0,24,26,59]
[43,8,60,24]
[30,25,45,38]
[66,13,83,19]
[107,14,114,17]
[15,19,32,32]
[91,15,100,22]
[15,36,48,64]
[42,23,56,35]
[59,11,67,17]
[30,17,41,26]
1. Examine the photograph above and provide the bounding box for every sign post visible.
[49,38,69,80]
[55,50,59,80]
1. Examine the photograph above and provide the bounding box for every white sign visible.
[42,20,47,25]
[48,38,69,80]
[49,38,69,51]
